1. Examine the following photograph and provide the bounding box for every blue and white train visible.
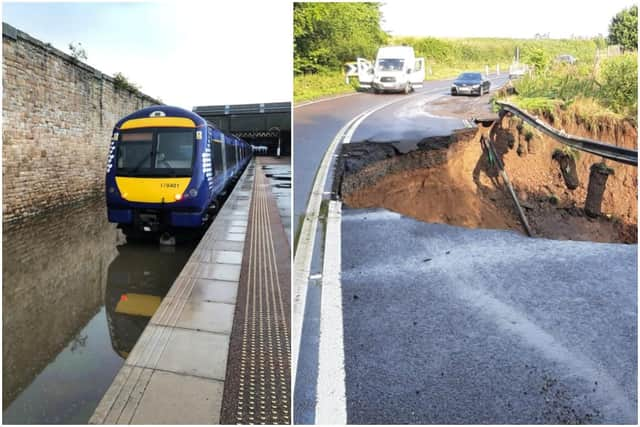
[105,105,251,236]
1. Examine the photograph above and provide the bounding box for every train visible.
[105,105,252,237]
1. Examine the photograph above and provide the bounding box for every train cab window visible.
[155,130,194,170]
[117,132,153,170]
[117,129,193,176]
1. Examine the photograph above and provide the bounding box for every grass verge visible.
[294,71,358,103]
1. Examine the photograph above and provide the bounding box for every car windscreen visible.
[377,58,404,71]
[457,73,481,81]
[116,129,194,177]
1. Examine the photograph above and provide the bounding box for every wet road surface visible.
[2,198,198,424]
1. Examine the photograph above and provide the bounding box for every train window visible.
[117,132,153,170]
[212,140,224,173]
[226,142,235,168]
[155,130,194,170]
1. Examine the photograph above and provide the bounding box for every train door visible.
[220,134,228,177]
[210,130,225,194]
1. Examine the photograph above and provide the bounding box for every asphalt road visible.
[293,75,637,424]
[340,209,637,424]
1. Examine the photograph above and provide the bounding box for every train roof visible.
[114,105,250,146]
[114,105,207,129]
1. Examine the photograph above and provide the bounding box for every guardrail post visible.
[585,162,614,218]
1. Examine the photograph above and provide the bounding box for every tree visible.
[599,53,638,116]
[294,2,387,74]
[524,47,550,72]
[608,5,637,50]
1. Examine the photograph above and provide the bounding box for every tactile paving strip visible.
[221,162,291,424]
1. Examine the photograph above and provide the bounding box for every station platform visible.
[90,157,291,424]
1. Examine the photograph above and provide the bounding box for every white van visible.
[357,46,425,94]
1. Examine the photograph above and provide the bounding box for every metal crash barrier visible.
[495,101,638,167]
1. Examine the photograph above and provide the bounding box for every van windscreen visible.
[377,58,404,71]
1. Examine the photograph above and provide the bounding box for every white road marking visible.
[315,200,346,424]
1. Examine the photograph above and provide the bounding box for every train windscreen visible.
[117,129,194,177]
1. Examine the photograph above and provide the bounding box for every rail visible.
[495,101,638,167]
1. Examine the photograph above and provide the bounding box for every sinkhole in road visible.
[334,118,637,244]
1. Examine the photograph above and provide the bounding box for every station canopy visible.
[193,102,290,139]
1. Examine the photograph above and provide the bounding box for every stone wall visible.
[2,23,160,222]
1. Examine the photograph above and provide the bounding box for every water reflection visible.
[3,198,199,423]
[3,198,121,413]
[105,242,194,359]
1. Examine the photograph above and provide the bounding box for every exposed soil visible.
[336,106,637,244]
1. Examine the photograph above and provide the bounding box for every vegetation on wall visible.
[68,42,88,61]
[112,72,141,94]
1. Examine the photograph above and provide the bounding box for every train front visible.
[105,106,209,236]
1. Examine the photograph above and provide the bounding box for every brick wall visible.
[2,23,160,222]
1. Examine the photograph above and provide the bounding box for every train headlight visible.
[108,186,116,193]
[188,188,198,198]
[175,193,183,201]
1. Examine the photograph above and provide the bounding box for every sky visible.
[2,0,637,108]
[2,1,292,109]
[381,0,637,38]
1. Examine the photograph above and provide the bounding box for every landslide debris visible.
[335,116,637,244]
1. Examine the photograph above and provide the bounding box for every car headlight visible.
[472,84,480,88]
